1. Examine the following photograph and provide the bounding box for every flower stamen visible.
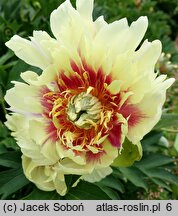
[67,90,102,129]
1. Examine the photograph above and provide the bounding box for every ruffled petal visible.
[82,167,112,183]
[5,82,42,114]
[22,156,67,196]
[98,139,119,168]
[127,77,175,143]
[5,114,59,165]
[55,158,94,175]
[5,32,55,69]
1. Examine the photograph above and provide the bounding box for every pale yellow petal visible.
[94,15,107,31]
[82,167,112,183]
[22,156,55,191]
[56,158,93,175]
[97,139,118,168]
[135,40,162,74]
[107,80,122,94]
[76,0,94,21]
[50,0,76,41]
[22,156,68,195]
[5,82,42,114]
[127,77,175,143]
[56,142,86,165]
[5,35,52,69]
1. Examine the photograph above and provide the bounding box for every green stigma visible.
[67,88,102,129]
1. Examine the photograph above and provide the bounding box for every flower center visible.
[67,87,102,129]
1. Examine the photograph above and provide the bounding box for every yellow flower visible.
[5,0,174,195]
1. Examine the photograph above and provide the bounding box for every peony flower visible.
[5,0,174,196]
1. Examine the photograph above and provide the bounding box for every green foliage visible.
[23,188,62,200]
[112,139,142,167]
[0,0,178,200]
[154,113,178,130]
[0,167,29,199]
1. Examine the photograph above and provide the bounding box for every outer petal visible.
[135,40,162,72]
[76,0,94,21]
[5,114,59,165]
[82,167,112,183]
[22,64,58,86]
[5,82,42,114]
[127,77,175,143]
[50,0,76,41]
[126,16,148,51]
[128,40,161,102]
[94,16,107,31]
[112,40,162,104]
[22,156,67,196]
[5,33,53,69]
[93,16,148,61]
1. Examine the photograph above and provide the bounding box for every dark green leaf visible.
[135,154,175,169]
[0,145,7,154]
[98,175,124,193]
[171,184,178,199]
[23,187,62,200]
[141,131,162,152]
[0,168,29,199]
[0,50,13,65]
[154,114,178,130]
[95,185,120,200]
[0,151,21,168]
[151,178,171,191]
[65,175,80,190]
[65,181,111,200]
[119,167,148,190]
[0,121,8,138]
[0,137,19,150]
[142,168,178,186]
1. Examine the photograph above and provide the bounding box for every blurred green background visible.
[0,0,178,200]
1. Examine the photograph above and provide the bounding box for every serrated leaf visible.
[135,154,174,169]
[112,139,142,167]
[119,167,148,190]
[23,187,62,200]
[98,175,124,193]
[65,181,111,200]
[0,168,29,199]
[154,114,178,130]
